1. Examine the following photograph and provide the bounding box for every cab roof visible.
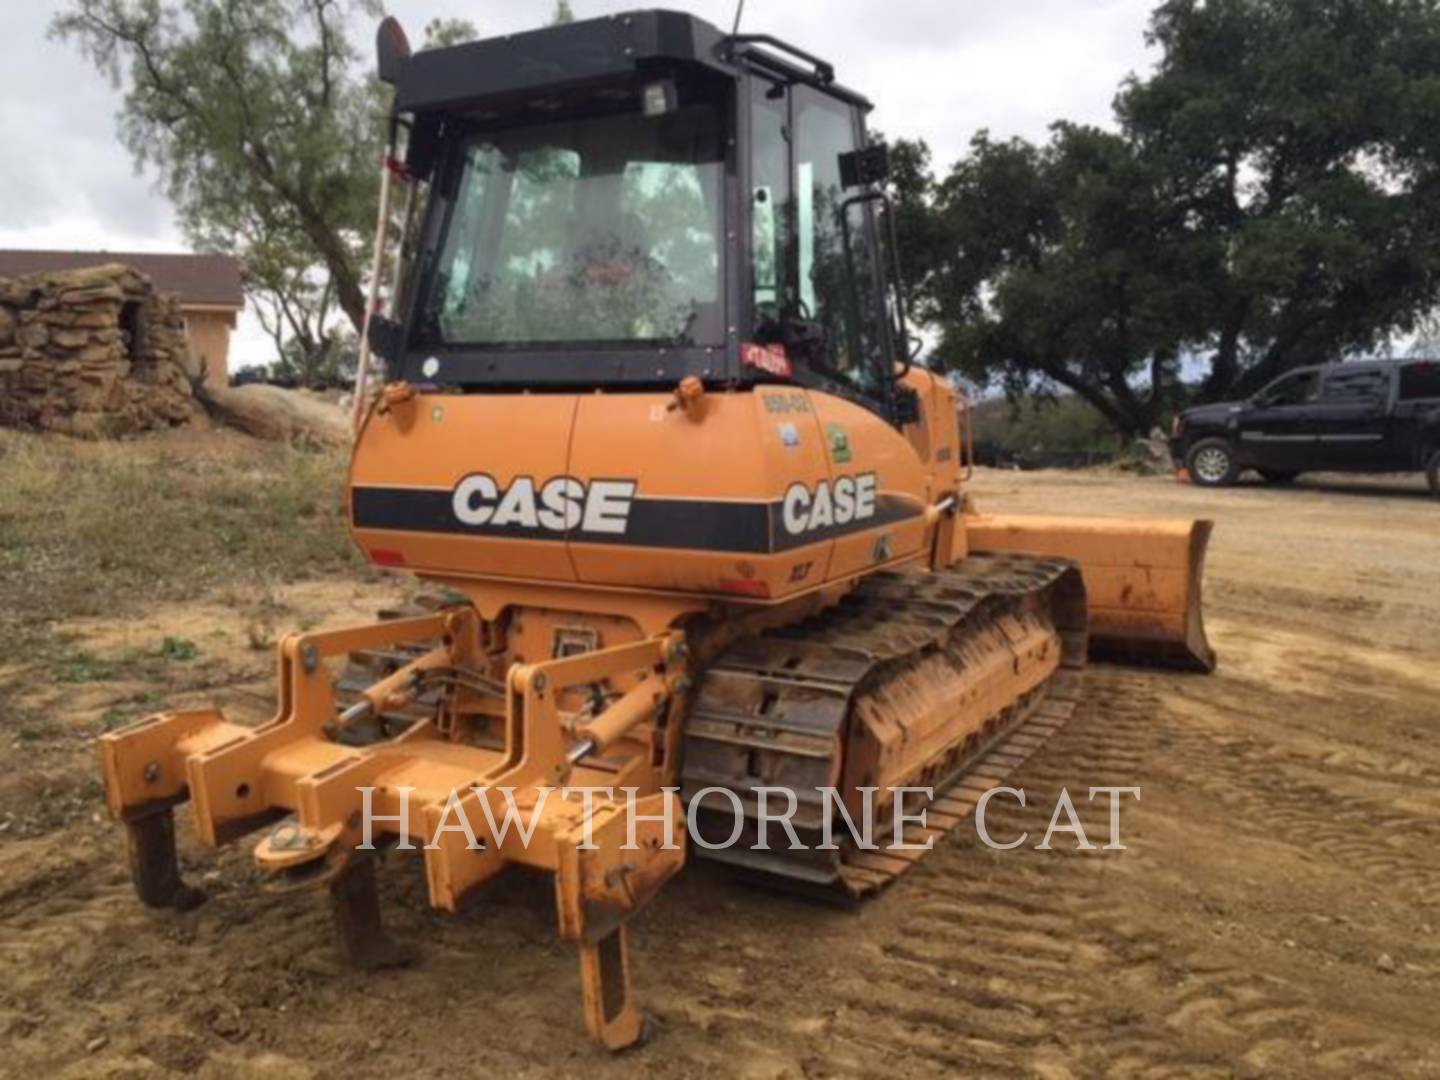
[388,9,870,116]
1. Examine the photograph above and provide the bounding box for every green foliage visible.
[551,1,576,25]
[422,17,478,48]
[971,395,1125,463]
[52,0,388,336]
[897,0,1440,436]
[56,650,117,684]
[156,636,200,661]
[101,692,167,731]
[258,326,357,388]
[101,707,132,731]
[51,2,481,375]
[1123,0,1440,399]
[897,127,1202,436]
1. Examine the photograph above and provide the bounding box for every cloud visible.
[379,0,1160,167]
[0,5,178,243]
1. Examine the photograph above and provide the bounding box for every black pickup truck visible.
[1169,359,1440,493]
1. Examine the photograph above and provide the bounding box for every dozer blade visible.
[966,513,1216,673]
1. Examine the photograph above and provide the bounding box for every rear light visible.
[369,548,408,567]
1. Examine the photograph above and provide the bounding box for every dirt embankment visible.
[0,458,1437,1078]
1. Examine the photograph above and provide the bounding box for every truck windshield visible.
[420,100,724,348]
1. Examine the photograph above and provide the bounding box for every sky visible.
[0,0,1161,371]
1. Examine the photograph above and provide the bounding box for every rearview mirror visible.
[839,143,891,189]
[376,16,412,87]
[367,315,405,367]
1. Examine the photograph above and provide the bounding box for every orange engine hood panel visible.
[348,387,933,602]
[349,393,580,583]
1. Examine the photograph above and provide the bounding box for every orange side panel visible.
[900,367,962,498]
[809,393,930,579]
[346,385,942,607]
[349,395,579,583]
[567,390,835,599]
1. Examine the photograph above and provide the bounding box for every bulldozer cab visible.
[375,10,912,424]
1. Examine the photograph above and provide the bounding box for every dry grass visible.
[0,427,366,651]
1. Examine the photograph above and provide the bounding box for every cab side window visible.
[746,77,890,407]
[1399,362,1440,401]
[1321,368,1388,404]
[750,78,789,327]
[792,86,886,398]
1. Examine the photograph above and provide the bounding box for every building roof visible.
[0,249,244,308]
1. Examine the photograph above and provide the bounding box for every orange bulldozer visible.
[99,11,1213,1050]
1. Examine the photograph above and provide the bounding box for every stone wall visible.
[0,263,204,437]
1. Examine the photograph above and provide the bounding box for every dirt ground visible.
[1,464,1437,1078]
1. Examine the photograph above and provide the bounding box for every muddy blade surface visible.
[679,554,1088,901]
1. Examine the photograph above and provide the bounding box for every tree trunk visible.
[1203,297,1250,401]
[1042,365,1150,439]
[299,215,367,334]
[1104,369,1156,437]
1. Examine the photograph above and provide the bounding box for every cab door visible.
[752,78,927,573]
[1237,368,1320,471]
[745,74,898,408]
[1311,366,1391,469]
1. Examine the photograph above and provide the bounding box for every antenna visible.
[731,0,746,36]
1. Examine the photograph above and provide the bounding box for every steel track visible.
[678,553,1088,901]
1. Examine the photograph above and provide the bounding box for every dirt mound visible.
[200,384,350,447]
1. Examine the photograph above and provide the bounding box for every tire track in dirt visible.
[1004,680,1324,1076]
[1137,670,1440,911]
[638,671,1308,1077]
[476,654,1437,1078]
[793,665,1427,1078]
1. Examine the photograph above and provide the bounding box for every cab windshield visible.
[419,98,724,348]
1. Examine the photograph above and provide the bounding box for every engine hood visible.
[1180,401,1245,426]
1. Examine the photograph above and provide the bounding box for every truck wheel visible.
[1185,438,1238,487]
[1427,448,1440,497]
[1258,470,1299,484]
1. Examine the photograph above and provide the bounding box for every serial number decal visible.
[762,392,810,415]
[781,472,877,535]
[452,474,636,535]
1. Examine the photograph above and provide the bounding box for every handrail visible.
[723,33,835,84]
[958,392,975,482]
